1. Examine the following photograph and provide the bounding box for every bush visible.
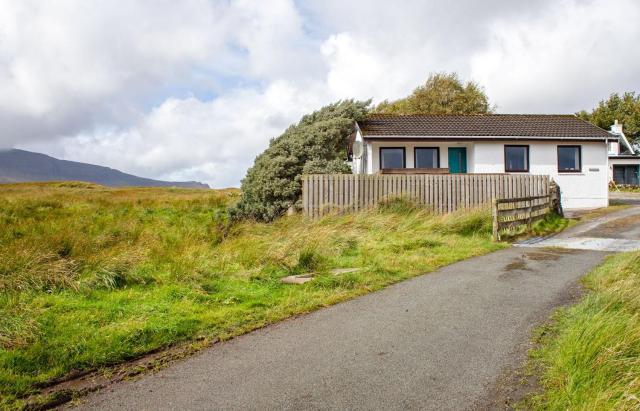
[231,100,370,221]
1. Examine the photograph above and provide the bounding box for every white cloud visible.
[320,32,430,103]
[3,0,640,187]
[0,0,309,145]
[44,81,325,188]
[471,0,640,113]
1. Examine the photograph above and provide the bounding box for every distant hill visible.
[0,149,210,189]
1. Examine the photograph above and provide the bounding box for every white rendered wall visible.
[473,141,608,209]
[365,139,608,209]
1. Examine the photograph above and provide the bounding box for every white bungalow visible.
[350,114,616,209]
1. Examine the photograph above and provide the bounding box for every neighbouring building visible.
[350,114,616,209]
[608,120,640,186]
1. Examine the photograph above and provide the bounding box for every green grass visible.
[524,251,640,410]
[499,212,572,241]
[610,183,640,193]
[0,183,508,408]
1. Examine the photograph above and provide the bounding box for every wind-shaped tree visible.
[232,100,370,221]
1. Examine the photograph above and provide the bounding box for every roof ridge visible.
[357,113,611,138]
[365,113,576,118]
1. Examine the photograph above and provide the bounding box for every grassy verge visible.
[0,183,507,408]
[524,251,640,410]
[499,212,573,241]
[610,184,640,193]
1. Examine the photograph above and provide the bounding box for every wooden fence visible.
[302,174,551,218]
[491,195,553,241]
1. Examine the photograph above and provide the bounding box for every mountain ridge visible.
[0,149,210,189]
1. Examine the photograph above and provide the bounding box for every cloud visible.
[3,0,640,186]
[43,80,326,188]
[0,0,232,145]
[471,0,640,113]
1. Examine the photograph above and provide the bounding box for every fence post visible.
[527,198,533,230]
[492,198,499,242]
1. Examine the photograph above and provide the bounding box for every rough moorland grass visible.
[499,212,572,240]
[525,251,640,410]
[0,183,506,408]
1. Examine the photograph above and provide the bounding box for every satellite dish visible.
[352,141,364,159]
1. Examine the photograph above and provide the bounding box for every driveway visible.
[517,203,640,251]
[73,205,640,411]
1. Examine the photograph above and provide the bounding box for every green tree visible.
[374,72,493,115]
[577,92,640,142]
[232,100,370,221]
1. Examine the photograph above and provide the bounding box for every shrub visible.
[231,100,370,221]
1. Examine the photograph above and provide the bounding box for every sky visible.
[1,0,639,187]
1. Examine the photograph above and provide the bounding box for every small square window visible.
[380,147,406,169]
[505,145,529,172]
[558,146,581,172]
[415,147,439,168]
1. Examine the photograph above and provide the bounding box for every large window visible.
[379,147,406,169]
[504,145,529,172]
[557,146,581,172]
[613,165,639,185]
[414,147,439,168]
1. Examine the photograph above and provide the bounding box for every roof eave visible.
[362,134,612,141]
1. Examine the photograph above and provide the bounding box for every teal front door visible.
[448,147,467,173]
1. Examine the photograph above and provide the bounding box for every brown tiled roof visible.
[358,114,611,140]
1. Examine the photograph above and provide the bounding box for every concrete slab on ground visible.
[516,204,640,252]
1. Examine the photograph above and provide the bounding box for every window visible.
[504,145,529,172]
[613,165,639,185]
[379,147,406,169]
[414,147,439,168]
[557,146,581,172]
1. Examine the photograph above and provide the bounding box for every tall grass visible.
[0,184,504,408]
[526,251,640,410]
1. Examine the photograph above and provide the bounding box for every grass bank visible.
[0,183,509,408]
[525,251,640,409]
[610,183,640,193]
[499,212,571,241]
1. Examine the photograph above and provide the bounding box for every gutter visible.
[362,135,613,142]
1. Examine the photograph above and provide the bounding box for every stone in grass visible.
[281,268,360,284]
[331,268,360,276]
[281,273,315,284]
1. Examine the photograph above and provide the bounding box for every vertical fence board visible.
[302,174,554,218]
